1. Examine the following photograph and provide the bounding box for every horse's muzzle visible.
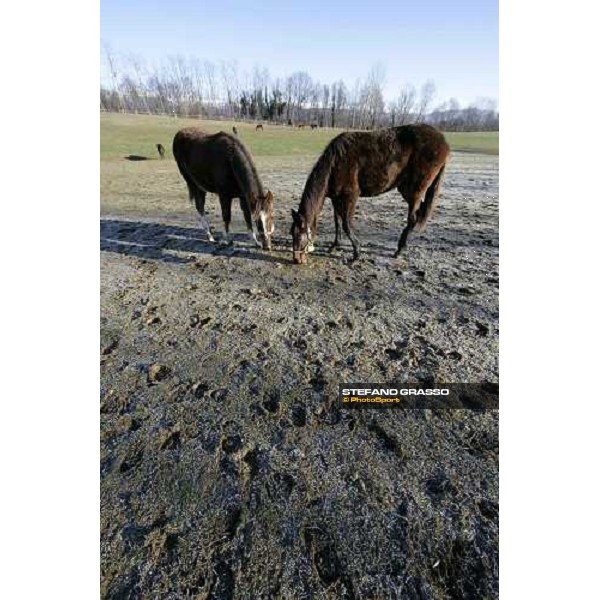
[292,251,308,265]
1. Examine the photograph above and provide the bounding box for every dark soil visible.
[101,152,498,599]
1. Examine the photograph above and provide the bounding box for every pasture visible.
[101,113,499,599]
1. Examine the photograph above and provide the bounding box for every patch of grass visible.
[100,113,498,162]
[100,113,335,161]
[100,113,498,216]
[444,131,499,155]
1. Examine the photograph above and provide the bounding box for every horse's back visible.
[173,128,209,162]
[173,128,252,195]
[324,125,448,197]
[395,124,450,163]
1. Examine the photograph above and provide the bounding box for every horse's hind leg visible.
[394,194,421,257]
[219,195,233,245]
[340,194,361,261]
[192,188,215,242]
[328,198,342,252]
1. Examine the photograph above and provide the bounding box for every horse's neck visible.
[231,143,264,204]
[299,152,333,229]
[300,191,326,231]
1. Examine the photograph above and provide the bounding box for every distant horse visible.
[232,126,238,135]
[172,128,274,250]
[298,124,305,129]
[256,124,263,131]
[310,123,318,130]
[287,119,293,126]
[290,124,449,264]
[156,143,166,159]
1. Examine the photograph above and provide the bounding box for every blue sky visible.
[101,0,498,108]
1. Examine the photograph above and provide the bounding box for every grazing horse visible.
[232,126,238,135]
[310,123,318,130]
[290,124,449,264]
[156,143,166,159]
[298,124,305,129]
[172,128,274,250]
[256,124,263,131]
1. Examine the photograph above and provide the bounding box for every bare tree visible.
[322,84,330,126]
[415,79,436,122]
[394,84,417,125]
[190,57,205,115]
[126,53,151,113]
[288,71,312,122]
[333,80,347,128]
[221,60,240,118]
[357,64,386,129]
[99,49,498,131]
[203,61,217,117]
[309,80,322,122]
[102,42,123,112]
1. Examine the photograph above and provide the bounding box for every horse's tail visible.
[415,162,446,232]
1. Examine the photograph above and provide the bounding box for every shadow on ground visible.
[124,155,151,161]
[100,219,292,266]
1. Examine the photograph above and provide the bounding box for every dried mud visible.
[101,152,499,599]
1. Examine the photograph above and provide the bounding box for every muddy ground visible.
[100,151,499,599]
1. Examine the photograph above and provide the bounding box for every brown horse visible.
[232,126,238,135]
[256,124,263,131]
[291,124,449,264]
[172,128,274,250]
[156,143,166,159]
[310,123,318,130]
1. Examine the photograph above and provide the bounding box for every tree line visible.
[100,46,499,132]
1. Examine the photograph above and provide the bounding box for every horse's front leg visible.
[328,205,341,253]
[219,195,233,245]
[240,197,261,247]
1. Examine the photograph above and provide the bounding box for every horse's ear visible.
[291,208,300,224]
[265,190,273,202]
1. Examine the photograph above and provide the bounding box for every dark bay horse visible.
[290,124,449,263]
[156,143,166,159]
[172,128,274,250]
[256,124,263,131]
[232,126,238,135]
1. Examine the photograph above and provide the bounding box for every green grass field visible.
[100,112,499,161]
[100,113,498,216]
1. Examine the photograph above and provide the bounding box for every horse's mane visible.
[223,133,266,202]
[299,133,350,224]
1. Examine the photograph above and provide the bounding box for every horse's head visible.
[253,191,274,250]
[290,209,312,265]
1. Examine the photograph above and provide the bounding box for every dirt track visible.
[100,151,499,599]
